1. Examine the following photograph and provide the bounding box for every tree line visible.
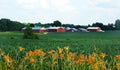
[0,18,120,31]
[0,18,25,31]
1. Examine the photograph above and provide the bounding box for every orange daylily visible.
[29,58,36,63]
[115,63,120,69]
[97,60,104,65]
[87,56,95,64]
[60,54,64,59]
[76,59,84,65]
[116,55,120,60]
[52,54,57,60]
[48,50,54,55]
[99,53,106,58]
[92,63,98,70]
[19,47,24,51]
[79,54,86,59]
[28,51,34,56]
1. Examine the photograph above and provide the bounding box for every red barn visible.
[87,27,102,32]
[22,27,46,33]
[47,27,66,32]
[39,28,46,33]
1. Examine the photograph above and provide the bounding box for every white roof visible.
[66,27,71,30]
[87,27,100,29]
[32,27,40,30]
[79,28,87,30]
[48,27,65,29]
[22,27,45,30]
[40,27,46,30]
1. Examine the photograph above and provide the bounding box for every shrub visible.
[23,26,39,39]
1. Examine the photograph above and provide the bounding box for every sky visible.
[0,0,120,25]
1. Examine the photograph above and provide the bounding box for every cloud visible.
[15,0,78,24]
[17,0,77,13]
[17,0,39,9]
[1,0,120,25]
[50,0,76,13]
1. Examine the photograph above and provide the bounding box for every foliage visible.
[23,26,39,39]
[0,18,25,31]
[30,23,35,27]
[52,20,62,27]
[0,31,120,56]
[0,46,120,70]
[0,18,120,31]
[92,22,115,30]
[115,19,120,30]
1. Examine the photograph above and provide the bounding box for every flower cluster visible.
[0,46,120,70]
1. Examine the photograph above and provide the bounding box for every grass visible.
[0,31,120,70]
[0,31,120,56]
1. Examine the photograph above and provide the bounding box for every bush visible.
[23,26,39,39]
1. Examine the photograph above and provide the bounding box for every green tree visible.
[23,25,39,39]
[115,19,120,30]
[53,20,62,27]
[30,24,35,27]
[0,18,25,31]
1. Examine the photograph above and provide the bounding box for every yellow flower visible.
[68,52,75,61]
[7,64,11,67]
[99,53,106,58]
[92,63,98,70]
[58,48,63,54]
[68,52,74,57]
[39,51,46,57]
[53,61,57,65]
[29,58,36,63]
[0,52,5,56]
[92,53,98,57]
[101,66,106,70]
[64,46,69,50]
[24,56,28,60]
[115,63,120,69]
[19,46,24,51]
[4,55,13,63]
[97,60,104,65]
[116,55,120,60]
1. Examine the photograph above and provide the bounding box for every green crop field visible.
[1,31,120,70]
[0,31,120,56]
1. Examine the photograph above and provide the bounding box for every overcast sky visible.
[0,0,120,25]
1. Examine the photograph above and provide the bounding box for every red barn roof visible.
[87,27,102,32]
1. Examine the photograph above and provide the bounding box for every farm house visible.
[87,27,102,32]
[47,27,66,32]
[66,27,77,32]
[78,28,88,32]
[22,27,46,33]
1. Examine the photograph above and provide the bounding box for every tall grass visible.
[0,31,120,56]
